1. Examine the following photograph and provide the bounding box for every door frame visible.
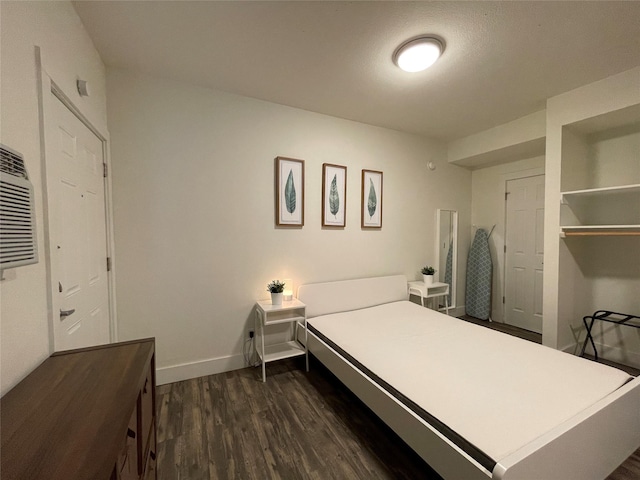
[36,48,118,350]
[501,170,545,326]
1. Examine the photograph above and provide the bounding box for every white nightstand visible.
[408,281,450,315]
[254,299,308,382]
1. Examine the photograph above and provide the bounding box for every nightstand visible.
[254,299,308,382]
[408,281,450,315]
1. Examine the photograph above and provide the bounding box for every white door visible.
[49,93,110,350]
[504,175,544,333]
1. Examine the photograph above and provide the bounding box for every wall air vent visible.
[0,144,38,271]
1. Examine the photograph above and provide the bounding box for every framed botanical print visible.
[322,163,347,227]
[275,156,304,227]
[361,169,382,228]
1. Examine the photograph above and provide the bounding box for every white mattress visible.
[308,301,633,463]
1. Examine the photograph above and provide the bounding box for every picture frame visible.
[361,169,383,228]
[275,156,305,226]
[322,163,347,228]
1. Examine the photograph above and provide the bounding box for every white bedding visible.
[308,300,633,463]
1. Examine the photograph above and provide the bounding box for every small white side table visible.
[254,299,308,382]
[408,281,450,315]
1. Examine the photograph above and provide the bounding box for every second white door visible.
[504,175,544,334]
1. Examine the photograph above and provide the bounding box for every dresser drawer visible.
[142,424,157,480]
[116,407,139,480]
[140,364,154,452]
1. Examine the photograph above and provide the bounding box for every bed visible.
[297,275,640,480]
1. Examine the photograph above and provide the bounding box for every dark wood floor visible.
[156,322,640,479]
[458,314,543,344]
[156,357,441,479]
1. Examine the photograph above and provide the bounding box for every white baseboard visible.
[562,341,640,370]
[156,352,246,385]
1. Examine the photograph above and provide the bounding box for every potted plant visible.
[421,266,436,285]
[267,280,286,305]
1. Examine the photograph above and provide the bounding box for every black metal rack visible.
[580,310,640,360]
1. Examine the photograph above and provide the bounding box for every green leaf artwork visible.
[329,174,339,217]
[367,178,377,218]
[284,169,296,214]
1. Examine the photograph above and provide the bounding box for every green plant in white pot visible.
[267,280,285,305]
[421,266,436,285]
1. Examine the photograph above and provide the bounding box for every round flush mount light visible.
[393,36,444,73]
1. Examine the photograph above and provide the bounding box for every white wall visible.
[589,131,640,188]
[106,69,472,384]
[0,1,107,395]
[471,156,545,323]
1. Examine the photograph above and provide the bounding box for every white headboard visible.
[297,275,408,318]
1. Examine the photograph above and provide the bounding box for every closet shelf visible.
[560,183,640,229]
[560,225,640,237]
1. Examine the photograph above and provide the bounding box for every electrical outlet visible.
[249,330,254,339]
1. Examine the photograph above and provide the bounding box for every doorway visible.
[41,78,112,351]
[504,175,544,333]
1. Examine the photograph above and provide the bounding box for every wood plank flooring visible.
[458,314,543,344]
[157,330,640,479]
[156,357,440,479]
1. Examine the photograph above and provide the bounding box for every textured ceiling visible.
[73,1,640,141]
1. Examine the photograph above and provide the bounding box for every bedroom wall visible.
[0,1,107,395]
[471,155,545,323]
[106,69,472,384]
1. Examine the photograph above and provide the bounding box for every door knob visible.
[60,309,76,318]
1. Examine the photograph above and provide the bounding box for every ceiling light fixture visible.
[393,36,444,73]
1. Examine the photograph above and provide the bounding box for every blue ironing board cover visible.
[466,228,492,320]
[445,240,453,305]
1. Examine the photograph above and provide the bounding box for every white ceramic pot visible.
[423,274,434,285]
[271,292,283,305]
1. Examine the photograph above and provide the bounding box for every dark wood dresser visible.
[1,338,157,480]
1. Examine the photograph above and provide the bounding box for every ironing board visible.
[466,228,492,320]
[444,240,453,305]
